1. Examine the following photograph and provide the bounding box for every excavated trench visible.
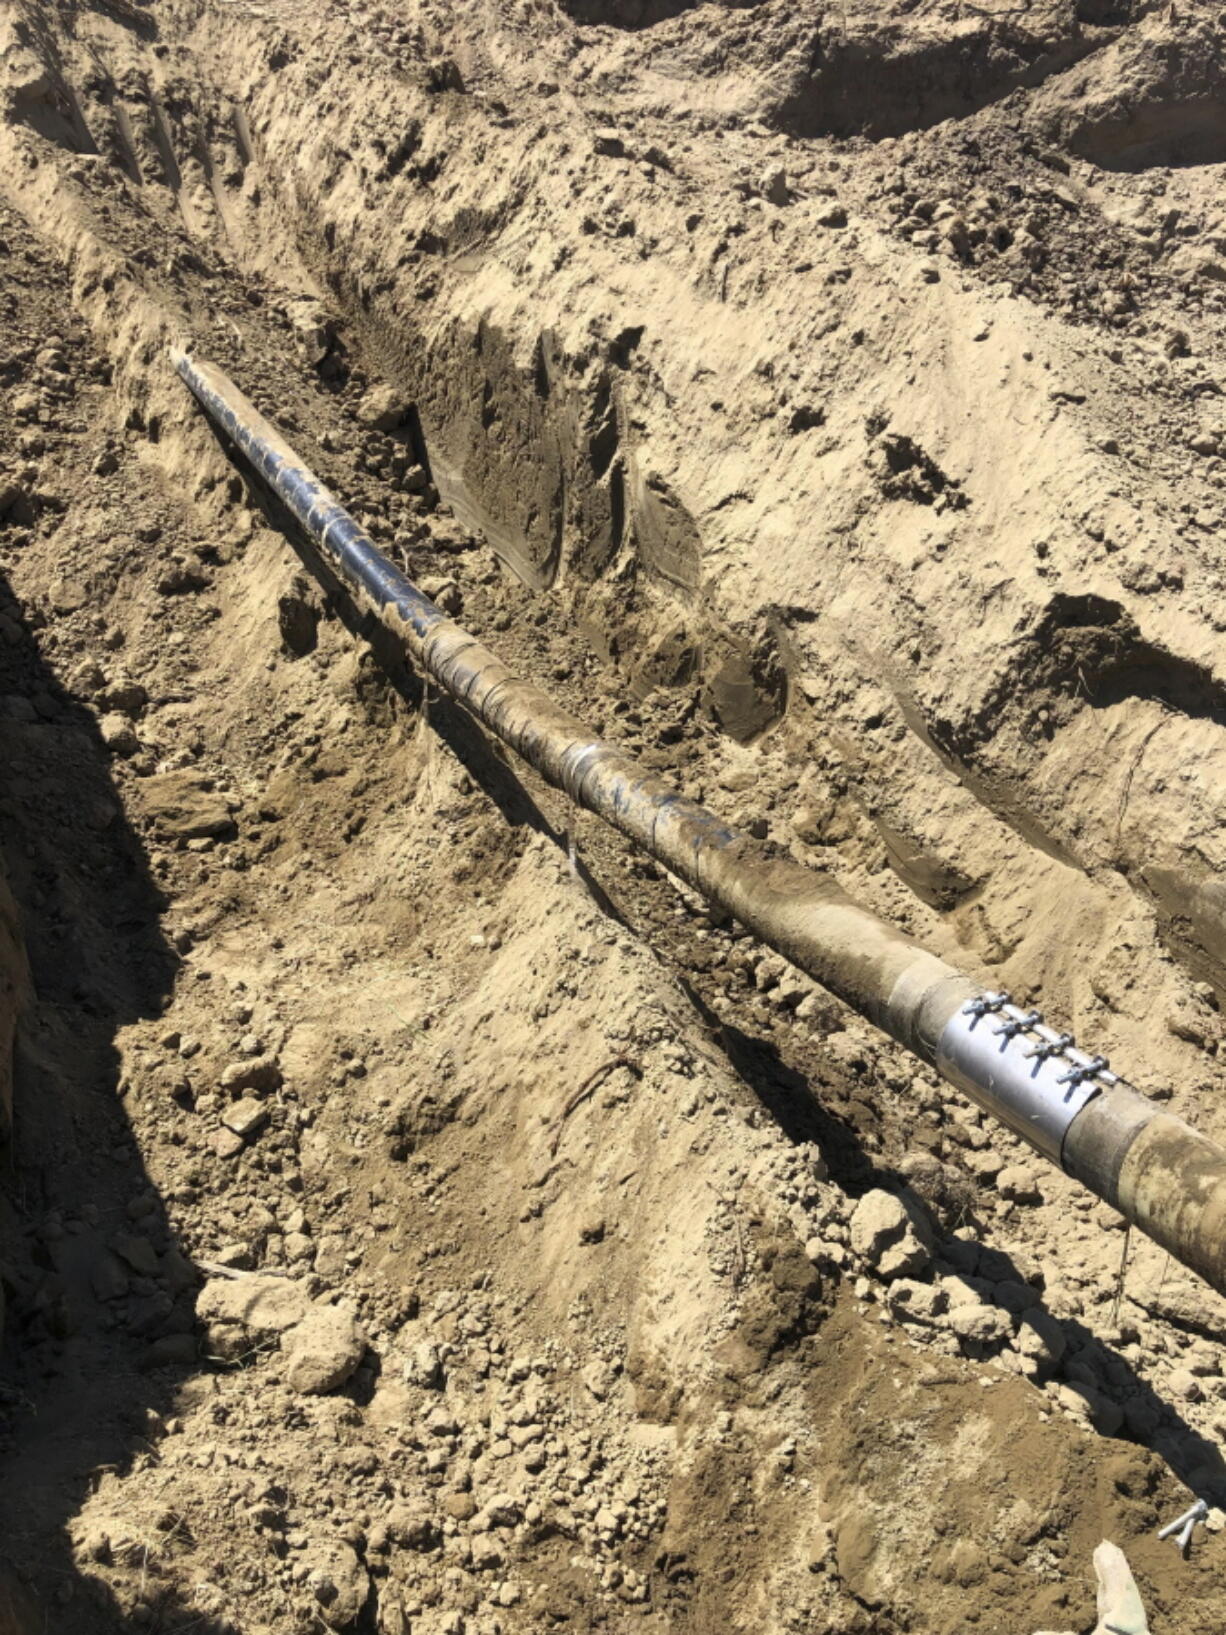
[5,2,1226,1633]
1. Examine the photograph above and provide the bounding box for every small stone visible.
[1056,1382,1123,1436]
[761,166,790,206]
[1168,1367,1202,1403]
[221,1098,268,1139]
[581,1359,614,1400]
[91,1252,130,1302]
[97,678,147,718]
[420,576,463,616]
[305,1539,369,1627]
[355,384,404,432]
[406,1340,443,1389]
[112,1233,159,1277]
[443,1492,476,1522]
[134,770,236,841]
[388,1505,441,1549]
[212,1128,245,1159]
[997,1165,1043,1206]
[886,1279,947,1323]
[144,1333,198,1368]
[221,1057,283,1093]
[99,712,138,756]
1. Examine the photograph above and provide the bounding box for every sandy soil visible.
[3,1,1226,1632]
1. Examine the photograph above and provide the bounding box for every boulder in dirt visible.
[850,1189,933,1281]
[220,1056,282,1093]
[355,384,405,432]
[134,769,237,841]
[99,711,139,756]
[197,1273,311,1360]
[305,1538,370,1628]
[282,1301,367,1394]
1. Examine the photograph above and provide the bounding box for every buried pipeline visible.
[172,348,1226,1299]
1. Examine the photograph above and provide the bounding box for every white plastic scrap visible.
[1029,1540,1149,1635]
[1091,1541,1149,1635]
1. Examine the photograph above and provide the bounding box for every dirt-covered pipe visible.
[171,348,1226,1297]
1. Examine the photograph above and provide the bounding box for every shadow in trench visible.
[0,575,232,1633]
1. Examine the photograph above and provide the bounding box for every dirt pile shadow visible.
[0,578,230,1633]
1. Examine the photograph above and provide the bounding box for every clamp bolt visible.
[1024,1033,1073,1062]
[994,1010,1042,1041]
[962,992,1011,1024]
[1057,1055,1110,1087]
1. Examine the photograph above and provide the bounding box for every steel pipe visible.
[171,348,1226,1297]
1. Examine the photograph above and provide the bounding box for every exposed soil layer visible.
[3,2,1226,1633]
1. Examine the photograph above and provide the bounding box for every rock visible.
[97,678,147,717]
[997,1165,1043,1205]
[442,1492,476,1522]
[355,384,405,432]
[406,1340,443,1388]
[582,1358,615,1400]
[49,577,88,613]
[221,1097,268,1139]
[425,1405,459,1437]
[388,1504,441,1548]
[212,1128,245,1159]
[945,1298,1012,1347]
[0,479,32,524]
[305,1538,369,1628]
[993,1278,1040,1316]
[144,1333,198,1368]
[593,128,625,157]
[112,1232,158,1276]
[849,1189,932,1281]
[134,770,237,841]
[99,711,138,756]
[221,1057,283,1093]
[197,1273,312,1360]
[967,1147,1005,1182]
[282,1302,367,1394]
[1056,1382,1123,1437]
[886,1278,947,1324]
[761,166,790,205]
[1168,1366,1202,1402]
[91,1252,130,1302]
[278,592,320,657]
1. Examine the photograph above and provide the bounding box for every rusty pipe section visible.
[171,348,1226,1297]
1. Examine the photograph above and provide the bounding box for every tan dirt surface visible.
[3,2,1226,1632]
